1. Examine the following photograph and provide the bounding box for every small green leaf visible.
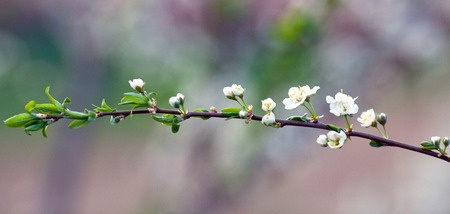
[34,103,61,114]
[93,99,115,112]
[63,97,71,105]
[287,113,309,122]
[25,100,36,113]
[64,110,89,119]
[327,124,344,132]
[119,92,149,106]
[193,108,210,120]
[42,125,49,138]
[369,140,385,148]
[171,123,180,133]
[4,113,37,128]
[152,114,176,126]
[221,107,241,117]
[68,119,90,129]
[421,141,438,151]
[25,121,47,133]
[86,110,97,122]
[45,86,64,112]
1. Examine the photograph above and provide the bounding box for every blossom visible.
[316,134,328,147]
[327,130,347,149]
[223,84,245,99]
[261,112,276,125]
[357,109,376,128]
[283,85,320,110]
[326,92,358,117]
[128,78,144,91]
[261,98,276,112]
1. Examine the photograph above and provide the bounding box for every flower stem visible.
[344,115,351,131]
[382,125,389,139]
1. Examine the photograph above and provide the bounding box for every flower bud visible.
[169,96,180,108]
[442,137,449,147]
[316,135,328,147]
[176,93,185,105]
[261,112,276,125]
[239,110,247,119]
[431,136,441,147]
[377,113,387,125]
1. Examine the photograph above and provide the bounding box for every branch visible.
[4,81,449,164]
[38,106,450,163]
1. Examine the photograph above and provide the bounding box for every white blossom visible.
[231,84,245,97]
[326,92,358,117]
[316,134,328,147]
[326,130,347,149]
[357,109,376,128]
[128,78,144,91]
[261,112,276,125]
[261,98,276,112]
[283,85,320,110]
[223,84,245,99]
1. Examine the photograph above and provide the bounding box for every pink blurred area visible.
[1,0,450,213]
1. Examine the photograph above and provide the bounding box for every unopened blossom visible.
[316,134,328,147]
[431,136,441,147]
[357,109,376,128]
[223,84,245,99]
[239,110,247,119]
[283,85,320,110]
[326,130,347,149]
[176,93,185,105]
[261,98,276,112]
[129,78,144,92]
[261,112,276,125]
[326,92,358,117]
[169,96,180,108]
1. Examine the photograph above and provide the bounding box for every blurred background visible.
[1,0,450,213]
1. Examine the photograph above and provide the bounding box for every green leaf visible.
[64,110,89,119]
[63,97,71,105]
[421,141,438,151]
[42,125,49,138]
[68,119,90,129]
[25,121,47,133]
[287,113,309,122]
[34,103,61,114]
[152,114,183,126]
[25,100,36,113]
[221,107,241,117]
[171,123,180,133]
[93,99,115,112]
[369,140,385,148]
[85,110,97,122]
[4,113,37,128]
[193,108,210,120]
[45,86,64,112]
[119,92,149,106]
[327,124,344,132]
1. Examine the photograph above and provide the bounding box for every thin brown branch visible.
[44,106,450,163]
